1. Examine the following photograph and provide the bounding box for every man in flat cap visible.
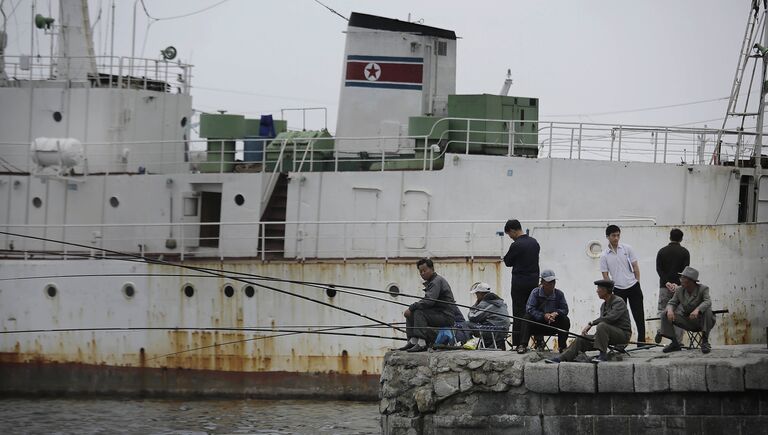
[516,269,570,354]
[659,266,715,354]
[546,279,632,363]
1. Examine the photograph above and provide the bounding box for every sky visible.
[1,0,754,133]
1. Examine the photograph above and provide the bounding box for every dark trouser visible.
[406,308,454,344]
[510,277,538,346]
[519,313,571,351]
[560,323,630,362]
[660,307,715,341]
[658,287,683,340]
[614,282,646,342]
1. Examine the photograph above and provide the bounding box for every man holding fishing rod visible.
[399,258,458,353]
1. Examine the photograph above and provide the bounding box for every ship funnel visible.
[334,12,457,154]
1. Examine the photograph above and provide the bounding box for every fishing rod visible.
[0,231,406,334]
[1,232,637,353]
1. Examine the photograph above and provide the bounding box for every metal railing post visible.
[617,126,623,162]
[653,131,658,163]
[465,119,471,154]
[663,128,669,164]
[548,122,553,158]
[569,128,574,159]
[577,123,583,159]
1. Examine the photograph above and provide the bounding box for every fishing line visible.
[0,231,406,334]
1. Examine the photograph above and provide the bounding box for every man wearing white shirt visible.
[600,225,647,346]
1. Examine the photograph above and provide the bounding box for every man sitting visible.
[399,258,458,353]
[516,269,570,353]
[547,279,631,363]
[465,282,511,349]
[660,266,715,354]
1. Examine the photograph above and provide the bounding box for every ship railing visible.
[1,55,191,94]
[0,218,656,261]
[0,121,753,175]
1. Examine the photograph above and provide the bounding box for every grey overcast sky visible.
[3,1,752,132]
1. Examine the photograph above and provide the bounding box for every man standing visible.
[655,228,690,343]
[503,219,540,348]
[546,280,632,363]
[399,258,457,353]
[660,266,715,354]
[516,269,570,354]
[600,224,646,345]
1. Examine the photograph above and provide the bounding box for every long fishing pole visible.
[0,231,406,334]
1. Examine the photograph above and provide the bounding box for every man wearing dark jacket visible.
[547,279,632,363]
[654,228,690,343]
[466,282,511,349]
[517,269,570,353]
[503,219,540,347]
[399,258,457,353]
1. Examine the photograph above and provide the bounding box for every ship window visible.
[183,284,195,298]
[234,194,245,206]
[387,284,400,298]
[326,285,337,298]
[53,111,62,122]
[45,284,57,298]
[109,196,120,208]
[223,284,235,298]
[183,197,199,216]
[243,285,255,298]
[437,41,447,56]
[32,197,42,208]
[122,283,136,298]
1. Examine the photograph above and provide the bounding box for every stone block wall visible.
[380,346,768,435]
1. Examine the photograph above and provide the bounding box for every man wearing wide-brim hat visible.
[660,266,715,354]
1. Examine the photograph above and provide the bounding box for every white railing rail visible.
[2,55,192,94]
[1,218,656,261]
[0,120,756,175]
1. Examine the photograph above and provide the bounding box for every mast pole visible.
[755,6,767,221]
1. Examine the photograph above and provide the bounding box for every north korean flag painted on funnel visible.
[345,55,423,90]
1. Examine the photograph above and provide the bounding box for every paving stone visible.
[595,416,630,435]
[433,372,460,399]
[500,391,541,416]
[611,393,648,415]
[523,362,559,393]
[634,363,669,392]
[722,392,760,415]
[559,362,596,393]
[668,362,707,392]
[700,416,745,435]
[706,361,744,392]
[629,416,663,435]
[597,361,634,392]
[744,358,768,390]
[541,393,576,415]
[684,393,721,415]
[573,394,612,416]
[542,416,593,434]
[646,393,684,415]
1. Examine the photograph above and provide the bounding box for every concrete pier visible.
[380,345,768,434]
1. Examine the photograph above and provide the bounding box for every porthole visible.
[53,111,62,122]
[325,285,337,298]
[234,194,245,206]
[180,116,188,127]
[223,284,235,298]
[45,283,57,298]
[32,197,42,208]
[183,284,195,298]
[122,283,136,299]
[586,240,603,258]
[243,285,255,298]
[109,196,120,208]
[387,283,400,298]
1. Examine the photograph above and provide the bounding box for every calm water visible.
[0,398,380,434]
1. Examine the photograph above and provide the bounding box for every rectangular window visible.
[437,41,447,56]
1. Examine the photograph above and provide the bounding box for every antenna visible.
[499,69,513,96]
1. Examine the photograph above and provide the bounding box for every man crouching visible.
[399,258,457,353]
[547,279,631,363]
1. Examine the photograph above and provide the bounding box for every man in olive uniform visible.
[660,266,715,354]
[546,279,632,363]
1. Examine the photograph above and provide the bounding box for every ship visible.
[0,1,766,399]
